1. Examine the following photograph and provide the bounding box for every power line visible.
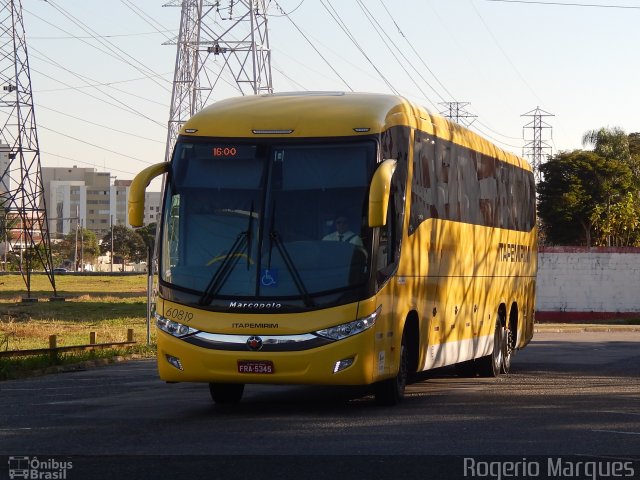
[120,0,175,42]
[476,119,523,141]
[485,0,640,8]
[41,1,171,92]
[470,124,524,150]
[40,151,140,176]
[35,71,171,101]
[355,1,437,109]
[39,125,156,166]
[269,0,306,17]
[29,30,175,40]
[31,61,168,107]
[378,0,457,103]
[29,51,166,127]
[273,0,353,91]
[37,104,164,144]
[470,0,545,107]
[272,2,399,90]
[355,0,442,110]
[320,0,399,95]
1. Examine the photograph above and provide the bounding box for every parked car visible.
[53,268,69,274]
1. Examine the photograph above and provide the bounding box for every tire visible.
[501,326,514,374]
[477,318,504,378]
[209,383,245,404]
[375,334,409,406]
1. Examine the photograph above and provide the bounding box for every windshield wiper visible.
[267,205,315,307]
[198,203,254,306]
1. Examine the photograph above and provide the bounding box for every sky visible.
[22,0,640,192]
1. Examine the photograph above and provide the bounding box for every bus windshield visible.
[160,139,376,306]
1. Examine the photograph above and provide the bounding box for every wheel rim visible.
[493,321,504,373]
[502,328,513,373]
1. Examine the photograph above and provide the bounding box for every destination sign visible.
[211,145,257,159]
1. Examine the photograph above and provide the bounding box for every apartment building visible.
[41,166,161,238]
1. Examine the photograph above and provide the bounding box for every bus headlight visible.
[156,313,198,338]
[315,306,380,341]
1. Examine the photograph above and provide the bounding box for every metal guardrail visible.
[0,329,136,359]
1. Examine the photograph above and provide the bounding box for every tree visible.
[590,192,640,247]
[629,132,640,157]
[582,127,640,183]
[100,225,147,265]
[538,150,634,246]
[582,127,631,162]
[135,222,157,253]
[79,229,100,263]
[52,228,100,269]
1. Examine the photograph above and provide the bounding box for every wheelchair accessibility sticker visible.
[260,268,278,287]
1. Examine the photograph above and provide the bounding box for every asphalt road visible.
[1,331,639,479]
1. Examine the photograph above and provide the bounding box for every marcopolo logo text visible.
[229,301,282,310]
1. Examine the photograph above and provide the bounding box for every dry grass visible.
[0,272,155,378]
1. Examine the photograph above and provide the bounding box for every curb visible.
[534,324,640,333]
[1,353,150,382]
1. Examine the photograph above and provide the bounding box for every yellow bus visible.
[129,92,537,405]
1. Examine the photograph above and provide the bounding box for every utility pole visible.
[0,0,56,298]
[80,218,84,272]
[522,107,554,184]
[74,207,79,272]
[163,0,273,161]
[439,102,477,127]
[110,214,114,273]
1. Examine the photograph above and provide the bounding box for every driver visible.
[322,216,363,247]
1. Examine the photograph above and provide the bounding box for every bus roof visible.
[180,92,531,171]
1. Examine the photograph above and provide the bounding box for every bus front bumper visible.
[156,328,380,385]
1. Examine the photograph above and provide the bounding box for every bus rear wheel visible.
[477,318,504,378]
[209,383,245,404]
[375,334,408,406]
[501,327,514,374]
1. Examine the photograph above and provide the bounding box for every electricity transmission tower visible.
[163,0,273,161]
[522,107,554,184]
[0,0,56,297]
[439,101,477,127]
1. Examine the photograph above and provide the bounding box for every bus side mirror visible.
[128,162,170,228]
[368,159,397,228]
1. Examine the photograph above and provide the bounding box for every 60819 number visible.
[164,307,194,322]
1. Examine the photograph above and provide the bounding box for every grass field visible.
[0,272,155,379]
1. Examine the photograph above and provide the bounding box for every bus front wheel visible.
[209,383,245,404]
[374,334,408,406]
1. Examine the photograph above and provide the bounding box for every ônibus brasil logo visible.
[8,456,73,479]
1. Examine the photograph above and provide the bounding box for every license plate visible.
[237,360,274,374]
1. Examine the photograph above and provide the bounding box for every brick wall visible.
[536,246,640,322]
